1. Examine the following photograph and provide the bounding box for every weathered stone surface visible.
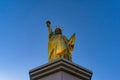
[29,58,92,80]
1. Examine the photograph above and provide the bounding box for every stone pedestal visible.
[29,58,92,80]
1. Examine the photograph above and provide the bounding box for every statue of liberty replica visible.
[46,20,76,62]
[29,21,92,80]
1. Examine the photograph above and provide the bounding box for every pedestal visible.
[29,58,92,80]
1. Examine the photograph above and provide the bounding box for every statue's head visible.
[55,27,62,34]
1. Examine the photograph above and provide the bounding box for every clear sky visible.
[0,0,120,80]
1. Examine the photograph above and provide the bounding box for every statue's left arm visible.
[68,33,76,52]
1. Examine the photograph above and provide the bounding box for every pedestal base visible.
[29,58,92,80]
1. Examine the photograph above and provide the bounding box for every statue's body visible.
[46,21,76,62]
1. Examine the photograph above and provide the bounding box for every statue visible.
[46,20,76,62]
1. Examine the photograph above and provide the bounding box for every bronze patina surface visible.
[46,21,76,62]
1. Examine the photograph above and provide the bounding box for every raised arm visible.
[46,20,52,34]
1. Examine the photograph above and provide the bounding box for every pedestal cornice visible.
[29,58,92,80]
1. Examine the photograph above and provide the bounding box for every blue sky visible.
[0,0,120,80]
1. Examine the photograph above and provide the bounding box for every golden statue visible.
[46,20,76,62]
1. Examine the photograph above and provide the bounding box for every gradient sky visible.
[0,0,120,80]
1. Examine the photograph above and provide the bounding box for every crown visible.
[55,26,62,31]
[54,26,62,34]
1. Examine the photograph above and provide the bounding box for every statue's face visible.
[55,28,62,34]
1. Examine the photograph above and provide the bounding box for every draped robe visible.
[48,33,75,62]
